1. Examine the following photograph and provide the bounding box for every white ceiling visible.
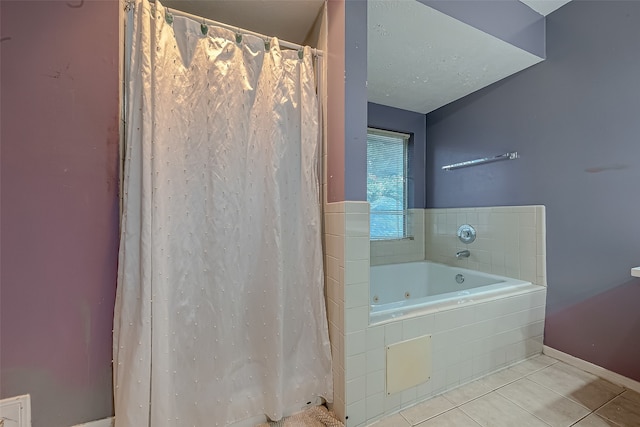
[367,0,544,114]
[161,0,324,46]
[519,0,572,16]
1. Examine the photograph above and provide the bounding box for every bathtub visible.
[370,261,539,324]
[364,260,546,423]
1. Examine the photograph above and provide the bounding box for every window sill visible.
[370,236,414,242]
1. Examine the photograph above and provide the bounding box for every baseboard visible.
[71,416,114,427]
[543,345,640,394]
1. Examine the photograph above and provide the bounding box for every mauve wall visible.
[426,0,640,380]
[1,2,120,426]
[368,102,427,208]
[326,0,346,203]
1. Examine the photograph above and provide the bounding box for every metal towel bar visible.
[442,151,519,171]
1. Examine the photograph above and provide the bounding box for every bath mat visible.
[257,405,344,427]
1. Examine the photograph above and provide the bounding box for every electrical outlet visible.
[0,395,31,427]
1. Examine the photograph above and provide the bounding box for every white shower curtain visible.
[113,1,332,425]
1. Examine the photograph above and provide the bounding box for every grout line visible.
[456,404,473,423]
[493,381,575,427]
[444,388,492,408]
[399,411,411,425]
[569,413,593,427]
[523,373,593,412]
[569,407,625,427]
[493,390,555,427]
[586,389,627,420]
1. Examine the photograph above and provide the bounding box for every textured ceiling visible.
[519,0,572,16]
[368,0,544,114]
[160,0,324,46]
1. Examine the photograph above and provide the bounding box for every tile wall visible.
[324,201,346,421]
[424,206,546,286]
[324,201,371,423]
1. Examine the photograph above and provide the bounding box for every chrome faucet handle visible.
[456,250,470,259]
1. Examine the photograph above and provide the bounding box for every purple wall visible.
[368,103,427,208]
[426,0,640,380]
[0,2,120,426]
[327,0,368,203]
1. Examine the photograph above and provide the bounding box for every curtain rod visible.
[129,0,323,57]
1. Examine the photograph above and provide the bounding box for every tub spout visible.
[456,250,470,259]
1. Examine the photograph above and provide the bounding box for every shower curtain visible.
[113,1,332,425]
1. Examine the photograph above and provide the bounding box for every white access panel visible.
[386,335,432,395]
[0,394,31,427]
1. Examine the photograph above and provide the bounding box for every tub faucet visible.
[456,250,470,259]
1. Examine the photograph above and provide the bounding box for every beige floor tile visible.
[415,408,482,426]
[369,361,640,427]
[497,378,590,426]
[442,380,494,406]
[596,394,640,426]
[370,413,411,427]
[527,362,623,410]
[400,396,455,425]
[459,392,550,427]
[620,390,640,405]
[478,367,523,390]
[510,354,558,376]
[572,414,620,427]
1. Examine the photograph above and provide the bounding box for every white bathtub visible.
[370,261,539,324]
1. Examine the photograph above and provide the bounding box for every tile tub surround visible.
[348,279,546,426]
[368,355,640,427]
[326,202,548,426]
[324,201,371,423]
[370,209,424,266]
[424,206,546,286]
[324,201,346,421]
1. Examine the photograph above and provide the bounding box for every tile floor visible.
[368,354,640,427]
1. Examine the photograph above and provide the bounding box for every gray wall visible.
[368,102,427,208]
[426,0,640,380]
[328,0,368,203]
[344,0,368,202]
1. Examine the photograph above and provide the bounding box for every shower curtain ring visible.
[201,19,208,36]
[165,9,174,25]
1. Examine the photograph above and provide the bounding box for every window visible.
[367,128,409,240]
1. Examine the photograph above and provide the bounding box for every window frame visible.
[366,127,411,241]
